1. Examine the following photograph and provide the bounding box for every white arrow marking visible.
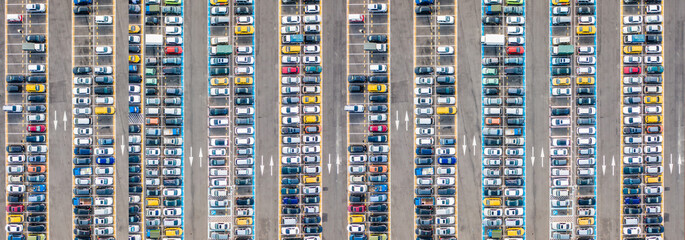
[336,153,341,174]
[540,148,544,168]
[327,154,332,173]
[260,155,264,175]
[53,110,57,130]
[669,153,673,174]
[611,156,616,176]
[472,136,476,156]
[678,154,682,175]
[62,111,67,131]
[198,148,203,167]
[394,111,399,129]
[531,146,535,167]
[462,135,466,155]
[404,111,409,131]
[120,135,125,155]
[189,147,194,166]
[269,156,274,176]
[601,155,606,175]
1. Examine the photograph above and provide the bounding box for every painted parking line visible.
[5,1,50,239]
[412,0,459,239]
[548,1,598,239]
[480,0,527,239]
[619,0,665,239]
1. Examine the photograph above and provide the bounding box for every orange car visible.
[28,165,46,173]
[370,165,388,173]
[485,117,501,125]
[146,117,160,125]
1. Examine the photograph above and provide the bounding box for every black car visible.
[74,217,91,226]
[95,76,113,84]
[27,95,46,103]
[437,187,455,195]
[369,76,388,83]
[163,67,182,75]
[303,216,321,224]
[7,145,25,153]
[74,228,91,236]
[577,6,595,15]
[7,85,22,93]
[368,204,388,212]
[235,6,253,15]
[369,225,387,232]
[25,35,46,43]
[164,179,182,186]
[145,16,159,25]
[73,67,92,75]
[94,87,113,95]
[348,75,367,83]
[507,118,525,125]
[235,87,253,95]
[236,197,254,206]
[210,159,226,166]
[369,95,387,103]
[73,6,90,14]
[235,178,252,185]
[436,87,455,95]
[129,4,141,13]
[210,108,229,116]
[27,224,46,232]
[165,118,183,125]
[27,76,46,83]
[73,188,91,195]
[436,76,455,84]
[416,217,433,225]
[415,188,433,195]
[129,45,141,53]
[646,35,662,43]
[235,118,254,125]
[7,195,22,203]
[414,67,434,75]
[504,67,524,75]
[369,105,388,113]
[367,35,388,43]
[281,207,300,214]
[483,16,501,25]
[483,138,502,146]
[415,6,432,14]
[96,188,114,195]
[348,145,366,153]
[304,35,320,43]
[577,97,596,105]
[551,108,570,116]
[27,204,46,212]
[6,75,25,83]
[349,85,364,93]
[483,88,499,95]
[484,189,502,196]
[577,87,595,95]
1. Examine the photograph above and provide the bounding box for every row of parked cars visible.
[127,0,186,239]
[481,0,526,239]
[207,0,257,239]
[345,3,391,240]
[620,0,665,238]
[279,0,323,239]
[412,0,458,239]
[5,3,49,240]
[549,1,599,239]
[72,0,117,239]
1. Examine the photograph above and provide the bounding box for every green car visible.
[482,77,499,85]
[280,187,299,195]
[551,67,571,76]
[165,0,183,4]
[304,65,323,74]
[506,0,524,4]
[481,68,497,76]
[646,65,664,74]
[370,234,388,240]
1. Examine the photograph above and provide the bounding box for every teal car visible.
[482,68,498,76]
[646,65,664,74]
[482,78,499,85]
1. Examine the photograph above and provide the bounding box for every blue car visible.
[129,106,140,113]
[438,157,456,165]
[74,147,92,155]
[415,167,433,176]
[96,157,115,165]
[28,194,46,202]
[7,234,25,240]
[282,197,298,204]
[415,0,433,5]
[74,0,92,5]
[98,138,114,145]
[372,185,388,192]
[624,197,640,205]
[369,194,387,202]
[349,235,367,240]
[32,184,46,192]
[440,138,456,145]
[27,175,45,182]
[73,167,92,176]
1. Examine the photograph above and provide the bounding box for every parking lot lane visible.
[455,1,484,239]
[389,0,413,238]
[526,1,549,239]
[186,1,209,239]
[253,0,279,239]
[320,0,348,239]
[114,2,128,240]
[596,1,621,240]
[46,1,73,240]
[663,0,685,239]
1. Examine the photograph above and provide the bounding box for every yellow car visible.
[577,76,595,85]
[303,115,320,124]
[576,26,596,35]
[129,25,140,34]
[506,0,523,4]
[437,106,457,115]
[210,0,228,5]
[129,55,140,63]
[552,0,569,5]
[578,217,595,226]
[7,215,23,223]
[302,96,320,104]
[165,228,183,236]
[644,96,662,104]
[236,217,253,225]
[645,115,662,123]
[211,77,229,86]
[507,228,524,236]
[235,26,255,35]
[368,84,387,93]
[26,84,45,93]
[282,46,301,54]
[145,198,160,206]
[235,77,254,85]
[165,0,182,4]
[349,215,365,223]
[483,198,501,206]
[552,77,570,86]
[623,45,643,54]
[304,176,320,184]
[95,107,115,115]
[646,175,662,184]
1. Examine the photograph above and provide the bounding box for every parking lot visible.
[619,0,665,239]
[480,0,527,238]
[412,0,458,239]
[4,1,50,239]
[207,0,257,239]
[71,0,117,239]
[127,0,143,238]
[277,0,324,239]
[548,0,599,239]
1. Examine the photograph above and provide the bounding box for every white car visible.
[73,87,90,95]
[305,5,320,13]
[303,15,321,24]
[576,66,596,75]
[163,188,182,196]
[437,15,454,24]
[348,185,367,193]
[74,127,93,135]
[5,224,23,233]
[436,46,454,54]
[281,25,300,34]
[304,45,320,53]
[281,15,300,24]
[281,227,299,235]
[622,25,642,34]
[95,46,112,55]
[578,16,596,24]
[303,56,321,64]
[348,224,365,233]
[234,66,254,75]
[623,227,641,235]
[210,88,230,96]
[236,16,253,24]
[623,15,643,24]
[73,108,92,115]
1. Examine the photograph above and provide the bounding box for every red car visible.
[6,204,24,213]
[507,46,524,55]
[27,125,46,133]
[623,66,641,74]
[348,204,366,212]
[281,66,299,74]
[165,46,183,55]
[645,125,662,134]
[369,125,388,133]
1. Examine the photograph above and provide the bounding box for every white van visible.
[436,207,454,215]
[211,36,229,45]
[281,217,297,225]
[74,118,91,125]
[94,207,113,216]
[146,108,160,115]
[6,14,23,23]
[415,118,433,125]
[348,14,364,23]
